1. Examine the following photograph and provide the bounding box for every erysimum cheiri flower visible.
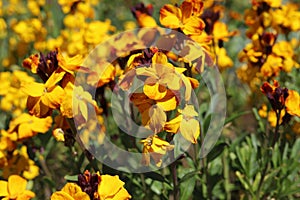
[260,80,300,126]
[21,70,66,117]
[51,170,131,200]
[8,113,52,140]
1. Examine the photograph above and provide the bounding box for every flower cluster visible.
[131,0,237,71]
[51,170,131,200]
[237,0,300,90]
[260,80,300,127]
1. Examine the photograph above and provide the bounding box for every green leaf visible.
[180,175,197,200]
[291,138,300,159]
[252,172,261,192]
[178,170,201,184]
[252,108,265,132]
[144,172,170,184]
[64,175,78,182]
[224,110,251,125]
[202,113,212,134]
[206,142,228,162]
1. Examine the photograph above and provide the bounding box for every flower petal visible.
[180,118,200,143]
[160,4,182,29]
[8,175,27,198]
[144,83,167,100]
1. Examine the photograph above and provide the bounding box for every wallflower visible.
[164,104,200,143]
[8,113,52,140]
[51,183,90,200]
[52,171,131,200]
[84,20,113,44]
[285,90,300,117]
[0,175,35,200]
[78,170,131,200]
[160,0,205,35]
[22,70,65,117]
[141,135,174,167]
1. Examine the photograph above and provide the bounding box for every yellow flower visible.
[164,104,200,143]
[212,21,237,42]
[136,52,183,100]
[57,49,86,75]
[141,135,174,167]
[285,90,300,117]
[160,0,205,35]
[86,61,116,87]
[58,0,81,13]
[216,47,233,70]
[258,104,268,118]
[52,128,65,142]
[130,91,177,128]
[61,85,98,122]
[22,70,66,117]
[51,183,90,200]
[8,113,52,140]
[267,110,285,127]
[76,170,131,200]
[0,175,35,200]
[84,20,112,44]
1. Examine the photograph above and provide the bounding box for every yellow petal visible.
[51,191,75,200]
[180,118,200,143]
[0,180,8,197]
[160,4,182,29]
[149,105,167,133]
[45,70,66,89]
[17,190,36,199]
[156,92,177,111]
[98,175,125,199]
[61,183,83,197]
[152,52,168,64]
[31,116,53,133]
[144,83,167,100]
[42,86,65,109]
[182,16,205,35]
[8,175,27,198]
[111,187,131,200]
[180,1,192,22]
[22,82,44,97]
[164,115,182,133]
[178,104,198,117]
[286,90,300,117]
[18,124,35,139]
